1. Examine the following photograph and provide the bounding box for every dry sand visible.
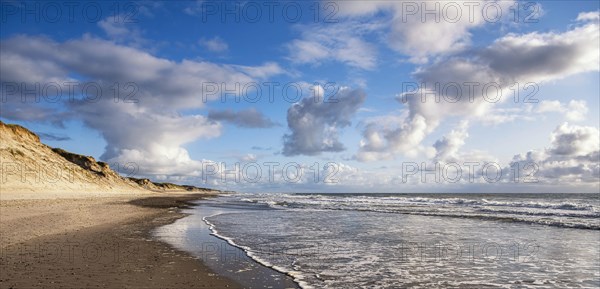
[0,194,242,288]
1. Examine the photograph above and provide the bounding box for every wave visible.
[477,208,600,219]
[238,193,600,230]
[401,211,600,230]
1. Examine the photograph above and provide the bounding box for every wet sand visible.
[155,200,301,289]
[0,194,242,288]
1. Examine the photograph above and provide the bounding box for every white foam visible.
[237,193,600,230]
[202,215,313,289]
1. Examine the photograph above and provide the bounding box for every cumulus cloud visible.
[357,17,599,161]
[433,120,469,163]
[208,108,278,128]
[364,123,598,188]
[549,123,599,156]
[0,35,283,174]
[477,27,599,83]
[282,87,366,156]
[72,101,222,175]
[358,113,432,161]
[264,125,597,191]
[510,123,599,184]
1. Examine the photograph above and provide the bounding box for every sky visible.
[1,0,599,193]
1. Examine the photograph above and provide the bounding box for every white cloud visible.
[333,0,516,62]
[98,18,130,38]
[576,11,599,22]
[357,17,599,161]
[357,113,433,161]
[286,22,381,70]
[549,123,599,157]
[358,123,599,189]
[236,62,284,79]
[288,39,329,63]
[199,36,229,53]
[0,35,283,174]
[240,154,258,162]
[97,16,146,47]
[536,100,563,113]
[564,100,589,122]
[536,100,588,121]
[283,87,366,156]
[478,25,599,83]
[433,120,469,163]
[510,123,599,184]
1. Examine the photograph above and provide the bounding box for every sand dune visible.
[0,121,214,200]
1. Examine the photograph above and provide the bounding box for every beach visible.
[2,2,599,288]
[0,121,247,288]
[0,193,241,289]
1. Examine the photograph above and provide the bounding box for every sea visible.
[155,193,600,288]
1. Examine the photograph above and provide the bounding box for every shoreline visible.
[202,217,305,289]
[0,193,242,288]
[155,199,301,289]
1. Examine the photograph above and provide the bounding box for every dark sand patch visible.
[0,195,241,288]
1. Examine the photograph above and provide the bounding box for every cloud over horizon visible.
[510,123,599,184]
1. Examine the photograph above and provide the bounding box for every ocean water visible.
[171,193,600,288]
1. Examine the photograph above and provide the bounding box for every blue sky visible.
[1,0,599,192]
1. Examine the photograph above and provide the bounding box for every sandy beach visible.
[0,121,244,288]
[0,194,241,289]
